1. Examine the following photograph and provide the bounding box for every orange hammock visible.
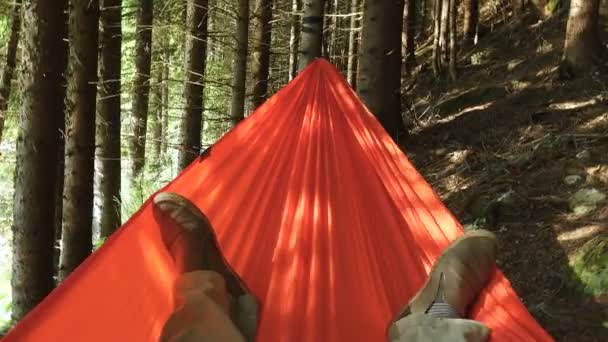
[3,60,553,342]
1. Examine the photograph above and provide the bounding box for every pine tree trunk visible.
[0,0,22,145]
[346,0,359,88]
[178,0,208,170]
[439,0,449,65]
[250,0,273,109]
[448,0,457,81]
[463,0,478,48]
[432,0,442,76]
[357,0,406,142]
[560,0,604,78]
[129,0,153,178]
[97,0,122,239]
[403,0,416,76]
[161,49,170,156]
[151,54,163,162]
[231,0,249,123]
[59,0,100,280]
[12,0,68,321]
[298,0,324,71]
[289,0,302,80]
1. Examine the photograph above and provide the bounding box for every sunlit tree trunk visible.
[129,0,153,178]
[12,0,68,321]
[97,0,122,239]
[289,0,302,80]
[560,0,604,78]
[358,0,406,142]
[403,0,416,76]
[346,0,360,88]
[0,0,22,145]
[231,0,249,123]
[298,0,325,71]
[178,0,208,170]
[161,49,170,156]
[448,0,457,81]
[432,0,443,77]
[250,0,273,109]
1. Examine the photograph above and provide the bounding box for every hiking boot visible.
[406,229,498,318]
[153,192,258,339]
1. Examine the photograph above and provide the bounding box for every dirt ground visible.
[402,6,607,341]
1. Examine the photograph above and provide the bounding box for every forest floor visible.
[403,7,608,342]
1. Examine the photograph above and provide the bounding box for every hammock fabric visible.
[3,59,553,342]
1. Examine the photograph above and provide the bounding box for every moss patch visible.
[569,235,608,297]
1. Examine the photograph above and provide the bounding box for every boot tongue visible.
[425,273,461,319]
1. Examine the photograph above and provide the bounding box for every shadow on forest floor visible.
[402,7,608,342]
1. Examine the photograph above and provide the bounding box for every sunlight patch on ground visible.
[557,224,605,242]
[548,98,599,111]
[579,112,608,130]
[435,101,494,125]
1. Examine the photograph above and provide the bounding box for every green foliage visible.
[569,235,608,297]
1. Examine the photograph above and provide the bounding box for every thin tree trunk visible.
[560,0,604,78]
[59,0,100,280]
[357,0,406,142]
[178,0,208,170]
[250,0,273,109]
[346,0,359,88]
[463,0,478,48]
[230,0,249,123]
[432,0,443,77]
[12,0,68,321]
[129,0,153,178]
[97,0,122,239]
[403,0,416,76]
[298,0,325,71]
[161,49,170,157]
[448,0,457,81]
[0,0,22,145]
[439,0,449,65]
[289,0,302,80]
[151,54,163,161]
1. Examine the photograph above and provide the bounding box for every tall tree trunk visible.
[161,49,170,157]
[346,0,359,88]
[178,0,208,170]
[129,0,153,178]
[289,0,302,80]
[463,0,478,48]
[0,0,22,145]
[439,0,449,65]
[298,0,325,71]
[150,53,163,163]
[59,0,100,280]
[448,0,457,81]
[403,0,416,76]
[97,0,122,239]
[230,0,249,123]
[12,0,68,321]
[560,0,604,79]
[250,0,273,109]
[432,0,443,77]
[357,0,406,142]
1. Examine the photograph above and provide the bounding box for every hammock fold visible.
[2,59,553,341]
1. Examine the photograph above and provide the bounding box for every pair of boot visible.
[153,192,498,342]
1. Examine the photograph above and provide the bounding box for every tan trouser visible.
[160,272,489,342]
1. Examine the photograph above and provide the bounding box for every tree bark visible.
[250,0,273,109]
[403,0,416,76]
[0,0,22,145]
[298,0,325,71]
[161,49,170,156]
[97,0,122,239]
[357,0,406,142]
[12,0,68,321]
[178,0,208,170]
[346,0,359,88]
[129,0,153,178]
[231,0,249,123]
[289,0,302,80]
[448,0,457,81]
[560,0,604,79]
[59,0,100,280]
[150,53,163,162]
[432,0,443,77]
[439,0,449,65]
[463,0,478,48]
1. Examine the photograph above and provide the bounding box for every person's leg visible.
[154,192,258,342]
[388,229,498,342]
